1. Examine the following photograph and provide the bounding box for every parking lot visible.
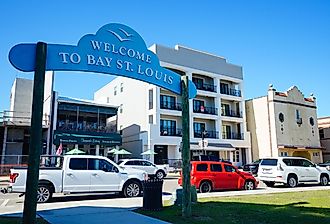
[1,173,330,216]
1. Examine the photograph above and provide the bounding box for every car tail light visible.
[10,173,19,183]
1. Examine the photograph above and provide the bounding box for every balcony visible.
[221,110,242,118]
[222,132,244,140]
[193,106,218,115]
[194,82,217,93]
[160,101,182,111]
[194,130,218,139]
[220,87,241,97]
[57,122,116,134]
[160,128,182,137]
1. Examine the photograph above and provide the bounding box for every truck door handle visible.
[92,173,98,177]
[67,173,73,177]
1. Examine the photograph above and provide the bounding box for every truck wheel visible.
[37,185,53,203]
[123,180,141,197]
[156,170,165,179]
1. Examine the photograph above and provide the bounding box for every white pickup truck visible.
[8,155,148,203]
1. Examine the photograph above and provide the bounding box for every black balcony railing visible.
[193,106,218,115]
[194,82,217,93]
[194,130,218,139]
[160,101,182,111]
[221,110,242,118]
[220,87,241,97]
[57,122,116,133]
[222,132,244,140]
[160,128,182,137]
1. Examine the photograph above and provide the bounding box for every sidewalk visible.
[1,194,172,224]
[39,206,170,224]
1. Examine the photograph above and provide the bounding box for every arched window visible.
[279,113,284,123]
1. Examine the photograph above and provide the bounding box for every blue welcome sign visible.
[9,23,197,98]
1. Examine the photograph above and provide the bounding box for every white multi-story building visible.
[246,85,323,163]
[94,45,251,166]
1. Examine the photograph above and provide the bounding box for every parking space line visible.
[0,199,9,207]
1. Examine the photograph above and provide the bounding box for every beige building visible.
[318,117,330,161]
[246,85,323,163]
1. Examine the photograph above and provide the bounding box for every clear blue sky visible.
[1,0,329,117]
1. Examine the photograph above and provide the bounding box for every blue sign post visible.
[9,23,196,223]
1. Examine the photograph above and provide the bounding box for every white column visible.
[96,145,100,156]
[75,144,79,149]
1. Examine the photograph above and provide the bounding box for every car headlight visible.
[326,165,330,171]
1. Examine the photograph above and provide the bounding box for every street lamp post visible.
[201,129,207,155]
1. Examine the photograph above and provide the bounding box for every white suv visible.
[258,157,330,188]
[118,159,168,179]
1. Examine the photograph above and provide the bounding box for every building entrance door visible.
[154,145,168,164]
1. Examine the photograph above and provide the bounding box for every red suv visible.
[178,161,258,193]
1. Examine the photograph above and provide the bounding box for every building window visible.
[279,113,284,123]
[319,129,324,139]
[192,77,204,89]
[160,95,176,109]
[149,89,153,109]
[194,122,206,134]
[313,152,319,157]
[114,86,117,96]
[309,117,314,126]
[149,115,153,124]
[193,99,205,112]
[120,83,123,92]
[296,110,302,125]
[233,149,240,162]
[296,109,301,119]
[221,104,230,116]
[280,151,288,157]
[160,119,176,135]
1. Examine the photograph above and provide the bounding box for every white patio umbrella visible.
[141,149,157,155]
[108,148,119,154]
[114,148,132,155]
[65,148,86,155]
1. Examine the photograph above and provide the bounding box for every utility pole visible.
[22,42,47,224]
[181,75,191,217]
